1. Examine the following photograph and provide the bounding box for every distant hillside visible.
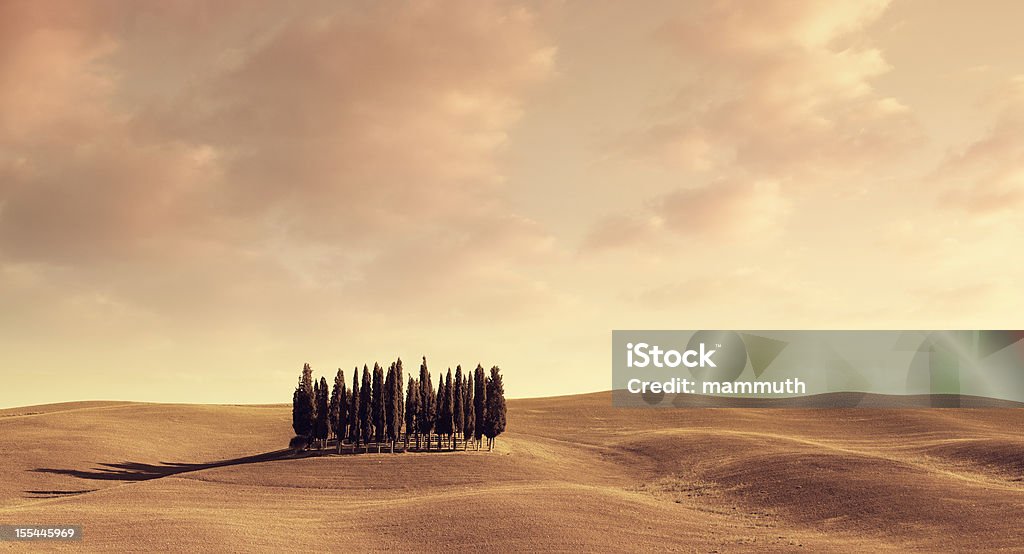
[1,393,1022,551]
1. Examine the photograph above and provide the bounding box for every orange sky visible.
[2,1,1023,407]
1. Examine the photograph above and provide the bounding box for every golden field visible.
[1,393,1023,552]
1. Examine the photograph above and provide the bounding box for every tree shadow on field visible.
[29,448,296,484]
[24,489,98,499]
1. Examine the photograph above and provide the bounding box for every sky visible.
[2,0,1023,407]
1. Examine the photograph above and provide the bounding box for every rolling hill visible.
[1,393,1022,551]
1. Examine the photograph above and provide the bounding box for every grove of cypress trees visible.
[315,376,330,449]
[287,357,507,455]
[473,364,486,450]
[462,372,474,450]
[359,364,373,453]
[349,367,361,448]
[372,363,385,453]
[418,358,435,450]
[405,376,419,449]
[484,366,507,451]
[453,365,464,448]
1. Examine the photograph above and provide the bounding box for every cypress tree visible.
[372,363,385,452]
[329,369,343,443]
[311,378,319,447]
[359,364,372,453]
[292,386,303,437]
[462,372,474,450]
[483,366,507,451]
[384,363,394,443]
[301,364,316,434]
[291,363,315,445]
[443,369,455,448]
[337,370,348,453]
[385,363,400,453]
[435,378,445,450]
[315,376,330,449]
[349,367,360,447]
[453,365,464,448]
[395,358,404,444]
[327,383,337,440]
[302,363,314,395]
[473,364,486,450]
[405,376,419,449]
[418,358,435,450]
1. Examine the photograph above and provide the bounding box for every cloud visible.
[588,0,919,252]
[657,179,789,237]
[581,214,662,252]
[0,1,559,325]
[648,0,919,177]
[0,1,117,140]
[583,179,789,251]
[934,76,1024,216]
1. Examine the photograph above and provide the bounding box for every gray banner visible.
[612,330,1024,408]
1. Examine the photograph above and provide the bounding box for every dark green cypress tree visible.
[330,369,343,443]
[292,386,303,436]
[435,378,445,450]
[384,363,398,453]
[483,366,507,451]
[349,367,360,447]
[405,376,419,449]
[315,376,330,449]
[462,372,474,450]
[291,363,315,446]
[391,365,402,452]
[302,363,315,394]
[312,377,321,448]
[418,358,435,450]
[372,363,385,452]
[337,370,348,453]
[473,363,486,450]
[359,364,373,452]
[395,358,404,444]
[440,368,454,449]
[453,365,464,448]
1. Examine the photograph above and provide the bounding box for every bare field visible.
[1,393,1023,551]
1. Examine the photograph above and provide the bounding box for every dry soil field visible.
[1,393,1023,551]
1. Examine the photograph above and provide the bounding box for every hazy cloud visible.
[583,179,789,251]
[2,0,1023,406]
[588,0,919,251]
[0,1,558,323]
[935,76,1024,216]
[635,0,920,177]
